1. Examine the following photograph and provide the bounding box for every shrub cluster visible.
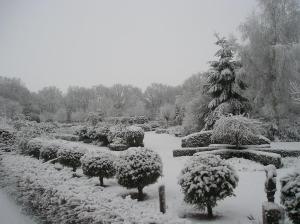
[178,154,239,217]
[211,115,265,148]
[40,140,63,162]
[22,137,46,158]
[181,130,212,148]
[57,143,87,171]
[0,127,16,146]
[281,171,300,224]
[115,147,163,200]
[81,151,116,186]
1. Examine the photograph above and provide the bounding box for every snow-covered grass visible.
[0,132,299,224]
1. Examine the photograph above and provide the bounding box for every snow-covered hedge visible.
[178,154,239,217]
[280,171,300,224]
[107,125,144,150]
[22,137,46,158]
[0,154,188,224]
[40,140,63,162]
[116,147,163,200]
[211,115,264,148]
[199,149,282,168]
[81,151,116,186]
[181,130,212,148]
[57,143,87,171]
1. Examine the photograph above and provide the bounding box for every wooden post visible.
[262,202,285,224]
[158,185,166,214]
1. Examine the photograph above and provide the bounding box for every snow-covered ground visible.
[0,190,36,224]
[0,132,299,224]
[144,132,299,224]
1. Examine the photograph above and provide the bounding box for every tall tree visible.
[205,35,249,129]
[240,0,300,123]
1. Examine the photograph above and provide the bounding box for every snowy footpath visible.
[0,190,36,224]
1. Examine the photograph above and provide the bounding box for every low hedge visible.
[181,131,212,148]
[196,149,282,168]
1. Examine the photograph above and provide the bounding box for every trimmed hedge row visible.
[196,149,282,168]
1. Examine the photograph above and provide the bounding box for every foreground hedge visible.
[0,154,187,224]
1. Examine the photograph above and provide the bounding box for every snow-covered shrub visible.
[135,123,151,132]
[40,140,62,162]
[281,171,300,224]
[81,151,116,186]
[108,137,128,151]
[85,112,103,126]
[0,127,16,146]
[178,154,239,217]
[125,126,144,147]
[116,147,163,200]
[107,125,144,149]
[181,130,212,148]
[155,128,167,134]
[57,143,86,171]
[211,115,261,149]
[133,115,149,124]
[90,125,110,145]
[22,137,46,158]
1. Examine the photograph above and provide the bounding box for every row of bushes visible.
[19,137,163,199]
[75,124,145,151]
[103,116,149,125]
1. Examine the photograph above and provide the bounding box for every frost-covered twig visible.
[289,81,300,103]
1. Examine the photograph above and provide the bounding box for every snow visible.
[0,132,299,224]
[0,190,37,224]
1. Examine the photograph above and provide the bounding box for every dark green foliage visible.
[205,35,250,129]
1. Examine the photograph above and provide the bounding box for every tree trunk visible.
[99,176,104,186]
[72,166,76,172]
[137,186,144,201]
[207,204,213,218]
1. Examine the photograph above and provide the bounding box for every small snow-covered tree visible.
[281,171,300,224]
[57,144,86,172]
[211,115,261,149]
[116,147,163,200]
[81,151,116,186]
[178,154,239,218]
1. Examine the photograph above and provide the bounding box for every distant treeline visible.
[1,0,300,137]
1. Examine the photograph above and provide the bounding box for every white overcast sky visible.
[0,0,257,92]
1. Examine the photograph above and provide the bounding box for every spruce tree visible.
[205,35,249,129]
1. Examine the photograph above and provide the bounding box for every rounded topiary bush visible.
[116,147,163,200]
[125,126,144,147]
[57,144,86,172]
[81,151,116,186]
[178,154,239,218]
[40,141,62,162]
[22,138,46,158]
[211,115,261,149]
[281,171,300,224]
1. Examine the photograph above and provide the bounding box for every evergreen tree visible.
[205,35,250,129]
